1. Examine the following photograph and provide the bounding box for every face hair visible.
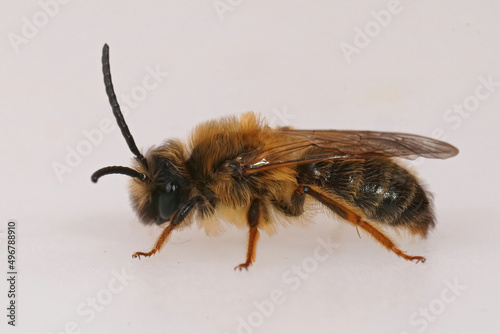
[91,44,148,183]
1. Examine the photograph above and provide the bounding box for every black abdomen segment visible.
[298,159,435,236]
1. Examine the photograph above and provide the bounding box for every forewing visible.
[243,128,459,174]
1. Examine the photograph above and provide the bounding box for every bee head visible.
[128,143,190,225]
[92,44,189,225]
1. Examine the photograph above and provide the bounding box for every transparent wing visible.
[243,128,459,174]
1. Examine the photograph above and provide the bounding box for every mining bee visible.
[92,44,458,270]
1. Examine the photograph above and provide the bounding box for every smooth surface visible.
[1,1,499,334]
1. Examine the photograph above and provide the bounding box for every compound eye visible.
[157,183,180,221]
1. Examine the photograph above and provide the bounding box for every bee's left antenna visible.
[91,44,148,183]
[91,166,146,183]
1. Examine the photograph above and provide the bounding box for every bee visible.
[92,44,458,270]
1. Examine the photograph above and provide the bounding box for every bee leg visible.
[234,227,260,271]
[303,186,426,263]
[132,224,176,259]
[132,196,201,259]
[353,218,426,263]
[234,199,261,271]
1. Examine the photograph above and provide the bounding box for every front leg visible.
[235,199,262,271]
[132,224,175,259]
[133,196,201,259]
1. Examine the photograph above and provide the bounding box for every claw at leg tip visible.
[234,263,250,271]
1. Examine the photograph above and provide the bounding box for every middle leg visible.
[235,199,262,270]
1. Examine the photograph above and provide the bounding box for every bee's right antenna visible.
[102,44,148,168]
[91,44,148,183]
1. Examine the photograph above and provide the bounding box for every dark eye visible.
[157,182,180,221]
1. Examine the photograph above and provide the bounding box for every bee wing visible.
[243,128,459,174]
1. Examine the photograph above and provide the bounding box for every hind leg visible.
[303,185,426,263]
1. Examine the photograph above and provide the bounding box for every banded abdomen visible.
[298,159,435,237]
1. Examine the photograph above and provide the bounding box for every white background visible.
[1,1,499,334]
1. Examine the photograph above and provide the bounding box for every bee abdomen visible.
[301,159,435,237]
